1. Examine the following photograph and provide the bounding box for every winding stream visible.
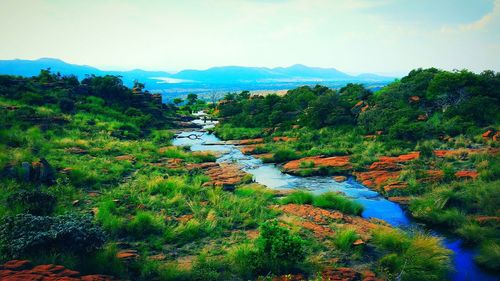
[173,115,497,281]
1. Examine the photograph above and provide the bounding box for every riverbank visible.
[199,117,497,280]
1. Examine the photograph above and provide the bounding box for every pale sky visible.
[0,0,499,75]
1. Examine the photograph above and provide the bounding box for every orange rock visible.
[354,171,401,188]
[237,138,264,145]
[383,181,408,192]
[472,216,500,224]
[333,176,347,182]
[322,267,361,281]
[388,196,411,205]
[0,260,115,281]
[409,96,420,103]
[455,170,478,180]
[278,204,343,224]
[482,130,494,141]
[116,249,139,260]
[283,156,352,173]
[114,155,135,162]
[272,136,297,142]
[239,145,263,155]
[418,170,444,183]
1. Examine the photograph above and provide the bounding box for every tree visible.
[173,98,183,106]
[187,93,198,105]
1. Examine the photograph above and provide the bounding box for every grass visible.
[333,227,359,251]
[312,192,364,215]
[475,241,500,272]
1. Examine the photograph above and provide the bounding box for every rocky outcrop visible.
[482,129,500,142]
[272,136,297,142]
[455,170,479,180]
[187,162,251,190]
[0,260,115,281]
[282,156,352,175]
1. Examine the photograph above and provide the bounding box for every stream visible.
[173,114,498,281]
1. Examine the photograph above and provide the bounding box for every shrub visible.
[128,211,163,239]
[273,148,299,163]
[333,227,359,251]
[0,214,106,259]
[312,192,364,215]
[371,227,410,253]
[254,220,306,274]
[59,97,75,113]
[475,241,500,272]
[6,190,56,215]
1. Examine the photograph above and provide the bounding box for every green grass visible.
[312,192,364,215]
[333,227,359,251]
[475,241,500,272]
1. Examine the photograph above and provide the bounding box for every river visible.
[173,115,498,281]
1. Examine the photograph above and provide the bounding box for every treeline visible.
[218,68,500,140]
[0,69,176,136]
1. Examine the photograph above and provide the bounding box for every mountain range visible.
[0,58,396,98]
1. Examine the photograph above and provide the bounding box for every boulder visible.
[0,260,115,281]
[455,170,478,180]
[333,176,347,182]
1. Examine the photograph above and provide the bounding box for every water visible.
[173,117,498,281]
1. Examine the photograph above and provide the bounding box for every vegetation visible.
[215,68,500,273]
[1,67,497,279]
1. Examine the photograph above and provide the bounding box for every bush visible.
[475,241,500,272]
[333,227,359,251]
[59,97,75,113]
[128,211,163,239]
[254,220,306,274]
[273,148,299,163]
[6,190,56,215]
[0,214,106,259]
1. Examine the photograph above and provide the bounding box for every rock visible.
[333,176,347,182]
[188,162,251,188]
[114,155,135,162]
[353,170,400,189]
[116,249,139,261]
[472,216,500,224]
[236,138,264,145]
[278,204,343,225]
[409,96,421,103]
[388,196,411,205]
[1,260,32,271]
[283,156,352,175]
[383,181,408,192]
[239,145,264,155]
[455,170,478,180]
[0,260,115,281]
[272,136,297,142]
[353,239,364,246]
[482,129,494,141]
[417,114,428,121]
[39,158,55,184]
[64,147,88,154]
[322,267,361,281]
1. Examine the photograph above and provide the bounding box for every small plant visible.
[312,192,364,215]
[475,241,500,272]
[6,190,56,215]
[333,227,359,251]
[280,190,314,205]
[128,211,163,239]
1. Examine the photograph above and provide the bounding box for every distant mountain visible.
[0,58,396,97]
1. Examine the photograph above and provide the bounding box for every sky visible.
[0,0,499,75]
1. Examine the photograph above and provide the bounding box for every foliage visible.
[0,214,106,259]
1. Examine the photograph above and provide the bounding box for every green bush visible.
[0,214,106,259]
[128,211,163,239]
[475,241,500,272]
[6,190,56,215]
[333,227,359,251]
[254,220,306,274]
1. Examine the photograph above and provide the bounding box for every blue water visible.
[173,122,498,281]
